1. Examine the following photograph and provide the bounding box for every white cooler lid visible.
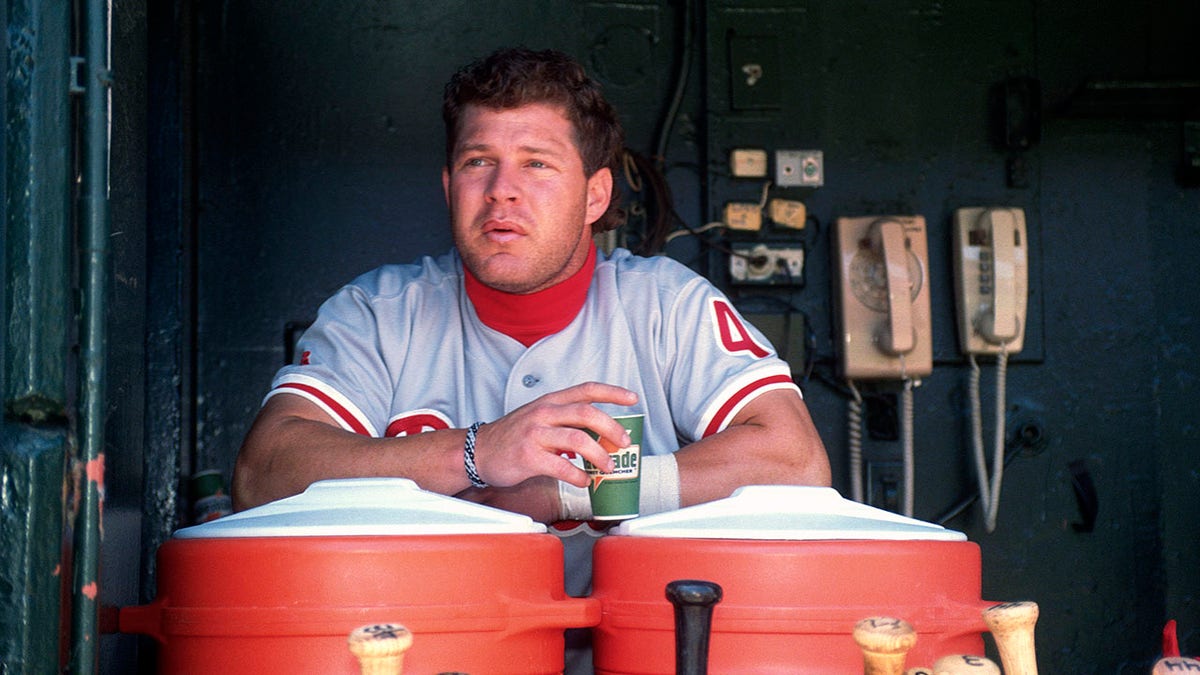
[173,477,547,538]
[610,485,967,541]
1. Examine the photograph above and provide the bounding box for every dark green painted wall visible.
[2,0,73,672]
[91,1,1199,672]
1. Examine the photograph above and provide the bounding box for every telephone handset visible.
[834,215,933,380]
[952,207,1028,354]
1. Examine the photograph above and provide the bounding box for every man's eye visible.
[527,160,548,169]
[464,157,488,167]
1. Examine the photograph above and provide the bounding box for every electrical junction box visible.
[724,202,763,231]
[867,461,905,514]
[768,199,806,229]
[777,149,824,187]
[730,148,769,177]
[741,310,808,372]
[729,243,804,285]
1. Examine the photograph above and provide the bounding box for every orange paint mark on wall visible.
[86,454,106,487]
[82,581,99,600]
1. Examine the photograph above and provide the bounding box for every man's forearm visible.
[233,382,638,511]
[673,389,831,507]
[233,399,468,510]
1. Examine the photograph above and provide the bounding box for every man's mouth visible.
[483,219,526,243]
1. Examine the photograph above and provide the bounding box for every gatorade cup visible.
[583,414,643,520]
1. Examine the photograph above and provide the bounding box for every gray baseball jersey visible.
[266,246,800,594]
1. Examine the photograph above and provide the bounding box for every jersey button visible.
[522,374,540,388]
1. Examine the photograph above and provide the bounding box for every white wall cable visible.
[968,355,991,518]
[902,378,915,517]
[969,348,1011,533]
[984,348,1010,532]
[847,381,864,503]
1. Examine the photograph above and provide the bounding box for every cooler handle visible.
[118,597,168,644]
[506,595,602,632]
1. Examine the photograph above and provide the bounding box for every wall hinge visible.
[69,56,86,95]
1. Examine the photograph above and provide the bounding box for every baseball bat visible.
[666,579,723,675]
[1152,657,1200,673]
[853,616,918,675]
[932,654,1001,675]
[347,623,413,675]
[982,601,1039,675]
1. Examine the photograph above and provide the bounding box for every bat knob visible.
[666,579,723,675]
[1152,656,1200,674]
[931,654,1001,675]
[348,623,413,675]
[982,601,1039,675]
[853,616,917,675]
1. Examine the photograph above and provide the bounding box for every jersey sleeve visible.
[662,276,800,442]
[266,282,393,437]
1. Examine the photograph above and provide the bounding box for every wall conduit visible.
[69,0,111,671]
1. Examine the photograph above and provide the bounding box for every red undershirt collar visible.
[464,244,596,347]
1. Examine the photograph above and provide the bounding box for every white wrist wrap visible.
[638,453,681,516]
[558,452,682,521]
[558,479,593,521]
[558,453,592,521]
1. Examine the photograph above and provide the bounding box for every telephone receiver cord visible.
[969,348,1010,533]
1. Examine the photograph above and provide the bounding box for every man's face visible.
[443,103,612,294]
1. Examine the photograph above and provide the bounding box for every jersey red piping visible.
[701,373,794,438]
[277,381,371,436]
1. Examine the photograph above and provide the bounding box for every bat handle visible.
[666,579,723,675]
[348,623,413,675]
[853,616,918,675]
[1151,656,1200,674]
[982,601,1039,675]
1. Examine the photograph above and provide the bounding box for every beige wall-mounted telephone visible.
[953,206,1029,531]
[834,215,933,380]
[952,207,1028,355]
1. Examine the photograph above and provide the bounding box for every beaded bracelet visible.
[464,422,487,488]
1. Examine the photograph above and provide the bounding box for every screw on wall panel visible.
[1010,419,1046,456]
[741,63,763,86]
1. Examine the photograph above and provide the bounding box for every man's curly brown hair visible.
[442,47,626,233]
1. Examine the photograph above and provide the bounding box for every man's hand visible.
[470,381,638,489]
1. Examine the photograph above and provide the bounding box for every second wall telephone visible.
[952,207,1028,355]
[953,206,1029,532]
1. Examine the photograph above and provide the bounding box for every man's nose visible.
[485,163,520,202]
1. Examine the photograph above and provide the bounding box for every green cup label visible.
[583,414,643,520]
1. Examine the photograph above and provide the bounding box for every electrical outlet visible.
[729,243,805,285]
[867,461,904,514]
[776,149,824,187]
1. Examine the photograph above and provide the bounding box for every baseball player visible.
[233,46,830,606]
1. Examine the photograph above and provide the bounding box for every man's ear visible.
[442,166,451,206]
[584,167,613,227]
